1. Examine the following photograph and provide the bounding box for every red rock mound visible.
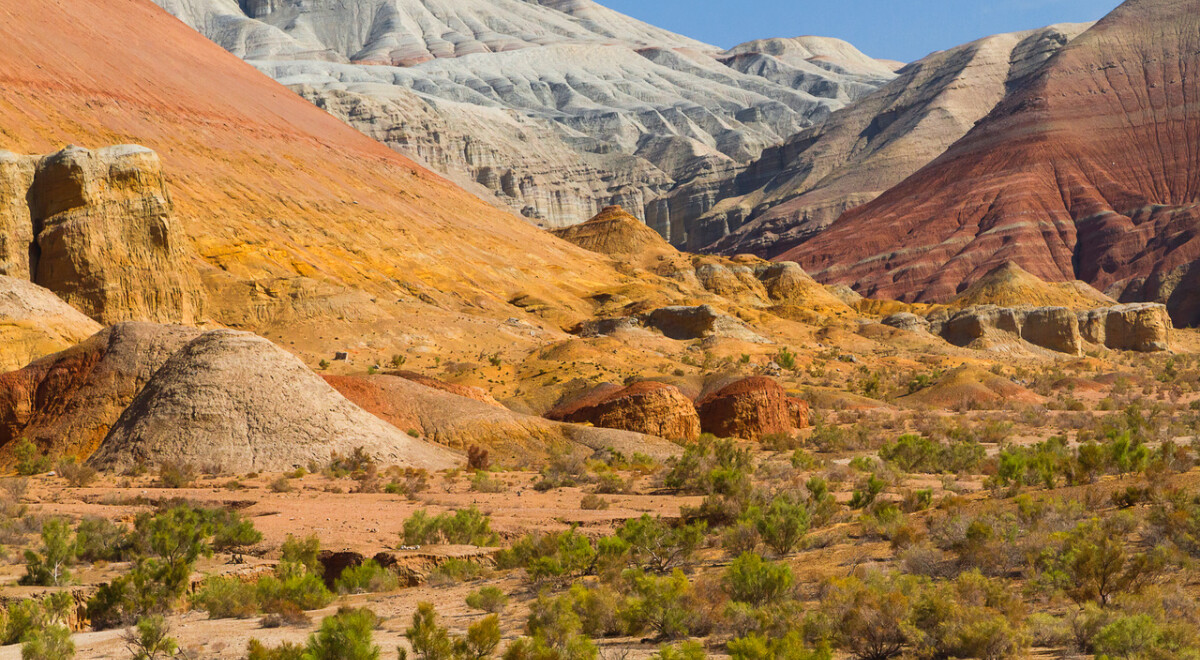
[387,371,503,408]
[696,377,806,441]
[783,0,1200,323]
[328,376,684,463]
[546,381,701,442]
[0,323,201,465]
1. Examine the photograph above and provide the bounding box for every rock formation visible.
[386,371,503,408]
[0,323,201,463]
[15,145,206,325]
[782,0,1200,326]
[150,0,895,235]
[703,24,1089,256]
[642,306,767,343]
[0,152,37,277]
[0,0,669,354]
[1078,304,1171,353]
[552,207,678,260]
[695,377,802,441]
[0,276,102,373]
[91,330,461,472]
[952,262,1115,310]
[545,381,701,442]
[326,375,683,463]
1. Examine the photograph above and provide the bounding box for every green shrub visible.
[617,515,705,573]
[21,624,75,660]
[1036,517,1167,605]
[879,434,985,474]
[848,475,886,510]
[306,607,380,660]
[257,571,334,614]
[21,518,77,586]
[55,458,96,488]
[125,615,178,660]
[466,586,508,613]
[76,517,133,562]
[621,569,700,639]
[13,438,50,476]
[664,436,753,496]
[406,603,501,660]
[654,641,707,660]
[156,461,196,488]
[727,633,829,660]
[470,472,506,493]
[247,640,306,660]
[336,560,399,594]
[579,494,610,511]
[280,534,322,573]
[402,507,498,546]
[724,552,794,606]
[195,575,259,618]
[752,495,810,556]
[210,509,263,552]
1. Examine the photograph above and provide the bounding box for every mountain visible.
[779,0,1200,324]
[696,23,1090,255]
[0,0,658,360]
[150,0,896,237]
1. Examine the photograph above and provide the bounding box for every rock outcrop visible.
[91,331,461,472]
[783,0,1200,325]
[386,371,504,408]
[20,145,205,325]
[552,206,678,259]
[916,302,1170,354]
[952,262,1115,310]
[0,323,201,463]
[696,377,802,441]
[1078,304,1171,353]
[151,0,895,236]
[545,381,701,442]
[703,24,1089,256]
[642,306,767,343]
[901,366,1043,410]
[326,375,683,463]
[0,152,37,277]
[0,276,102,372]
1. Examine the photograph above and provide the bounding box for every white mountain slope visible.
[152,0,896,238]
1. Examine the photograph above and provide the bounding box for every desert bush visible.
[664,436,753,495]
[402,507,499,546]
[468,446,491,471]
[820,574,914,660]
[257,569,334,614]
[879,435,985,474]
[592,472,628,495]
[385,468,431,498]
[269,476,294,493]
[326,447,376,478]
[429,558,488,585]
[195,576,259,618]
[848,474,886,510]
[280,534,322,573]
[55,458,96,488]
[654,640,708,660]
[466,586,509,614]
[76,517,133,562]
[579,494,610,511]
[307,607,380,660]
[13,439,50,476]
[156,461,196,488]
[1035,516,1167,605]
[617,515,705,573]
[336,560,399,594]
[750,494,810,556]
[470,472,506,494]
[727,632,829,660]
[247,639,306,660]
[621,569,702,639]
[210,509,263,552]
[124,615,178,660]
[20,623,75,660]
[723,552,794,606]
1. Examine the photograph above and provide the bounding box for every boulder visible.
[546,381,701,442]
[0,276,102,372]
[0,323,201,464]
[642,305,767,343]
[90,330,461,472]
[696,377,798,441]
[1078,303,1170,352]
[27,145,205,324]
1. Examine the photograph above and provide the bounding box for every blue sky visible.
[597,0,1121,63]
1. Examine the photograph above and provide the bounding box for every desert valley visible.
[1,0,1200,658]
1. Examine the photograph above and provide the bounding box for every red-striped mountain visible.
[781,0,1200,325]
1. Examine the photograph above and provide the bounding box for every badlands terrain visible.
[1,0,1200,659]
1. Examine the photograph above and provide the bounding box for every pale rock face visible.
[705,24,1091,256]
[927,303,1170,355]
[0,152,37,278]
[150,0,895,233]
[8,145,207,325]
[1078,304,1171,353]
[0,276,103,372]
[91,330,462,472]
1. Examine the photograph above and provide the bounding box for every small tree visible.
[407,603,455,660]
[14,438,50,476]
[124,616,178,660]
[617,515,706,573]
[1040,518,1166,605]
[22,518,77,586]
[754,496,810,556]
